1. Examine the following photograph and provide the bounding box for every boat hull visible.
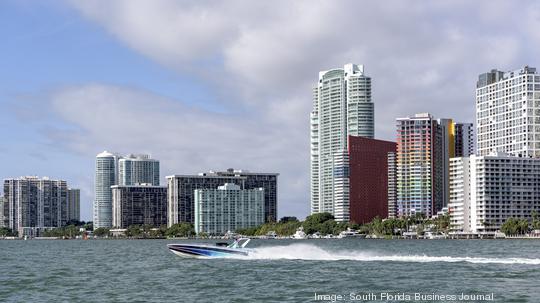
[167,244,249,259]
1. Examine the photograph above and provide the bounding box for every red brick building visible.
[348,135,396,224]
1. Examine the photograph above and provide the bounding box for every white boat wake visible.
[233,243,540,265]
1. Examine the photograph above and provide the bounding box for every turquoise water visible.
[1,239,540,302]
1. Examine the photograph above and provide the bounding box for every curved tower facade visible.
[94,151,118,229]
[310,63,374,221]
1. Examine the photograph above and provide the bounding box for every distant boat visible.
[223,230,238,239]
[265,231,277,239]
[424,232,446,239]
[292,227,307,239]
[309,232,321,239]
[167,238,251,259]
[337,228,364,239]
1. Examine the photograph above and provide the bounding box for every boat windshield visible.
[228,238,250,249]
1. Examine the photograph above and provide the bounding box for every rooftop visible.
[318,63,366,81]
[477,66,537,88]
[96,151,117,158]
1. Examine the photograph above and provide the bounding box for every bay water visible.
[1,239,539,302]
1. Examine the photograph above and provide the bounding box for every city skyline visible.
[3,1,540,221]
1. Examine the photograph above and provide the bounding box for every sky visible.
[1,0,539,221]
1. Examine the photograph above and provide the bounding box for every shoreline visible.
[2,236,540,241]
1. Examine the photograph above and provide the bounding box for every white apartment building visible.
[476,66,540,158]
[118,154,160,186]
[194,183,264,235]
[448,157,471,233]
[310,63,373,221]
[449,153,540,234]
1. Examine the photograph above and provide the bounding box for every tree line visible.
[0,221,196,239]
[499,211,540,235]
[0,213,449,238]
[236,212,451,237]
[3,211,540,238]
[93,223,196,239]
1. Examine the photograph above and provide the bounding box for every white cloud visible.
[70,1,236,66]
[69,0,535,123]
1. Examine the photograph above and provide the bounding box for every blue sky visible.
[1,0,540,221]
[0,2,216,107]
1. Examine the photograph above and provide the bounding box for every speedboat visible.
[167,238,251,259]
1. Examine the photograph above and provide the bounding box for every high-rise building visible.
[387,152,397,218]
[118,154,160,186]
[435,118,455,210]
[166,169,278,226]
[331,151,350,221]
[448,157,471,233]
[167,174,242,226]
[194,183,264,235]
[311,63,374,219]
[348,136,396,224]
[209,169,278,222]
[3,177,68,237]
[94,151,120,229]
[476,66,540,158]
[454,123,475,157]
[0,196,6,228]
[67,188,80,222]
[94,151,160,229]
[395,113,454,217]
[455,65,540,234]
[449,153,540,233]
[111,184,167,228]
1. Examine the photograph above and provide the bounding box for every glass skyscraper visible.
[310,63,374,221]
